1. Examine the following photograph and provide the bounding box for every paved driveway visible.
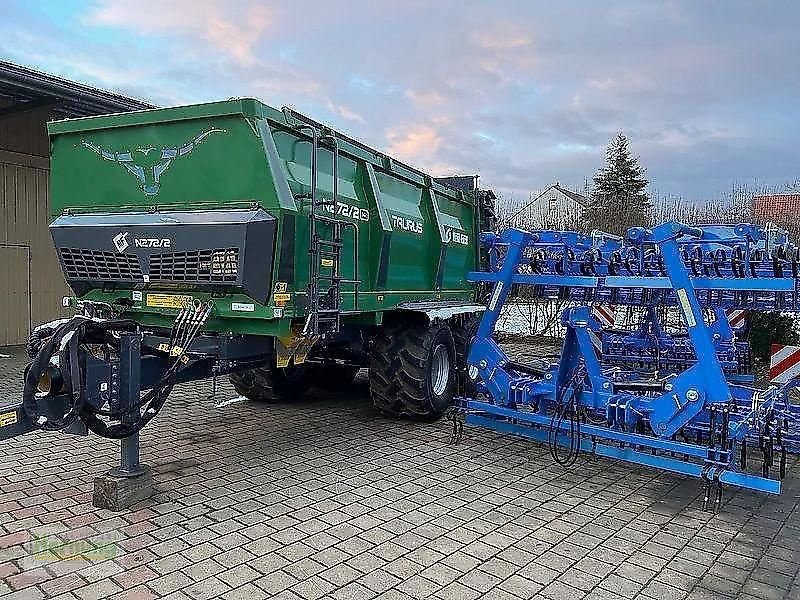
[1,346,798,600]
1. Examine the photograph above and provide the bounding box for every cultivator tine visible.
[740,440,748,469]
[446,407,465,445]
[778,419,788,479]
[207,374,217,402]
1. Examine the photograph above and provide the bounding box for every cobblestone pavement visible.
[1,345,799,600]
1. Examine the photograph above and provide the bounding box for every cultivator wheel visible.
[229,361,315,403]
[369,318,455,420]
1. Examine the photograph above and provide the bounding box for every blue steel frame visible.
[459,222,800,496]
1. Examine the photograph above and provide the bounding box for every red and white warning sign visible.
[591,305,616,328]
[768,344,800,384]
[725,309,747,330]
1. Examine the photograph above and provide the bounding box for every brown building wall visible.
[0,104,70,346]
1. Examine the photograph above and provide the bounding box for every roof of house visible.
[549,182,589,207]
[753,193,800,200]
[753,193,800,216]
[0,60,155,119]
[502,182,589,226]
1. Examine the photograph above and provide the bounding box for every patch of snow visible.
[33,318,72,334]
[215,396,246,409]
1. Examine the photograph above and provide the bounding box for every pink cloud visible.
[386,125,442,160]
[384,123,461,175]
[469,29,533,51]
[468,23,537,75]
[85,0,275,64]
[405,89,448,108]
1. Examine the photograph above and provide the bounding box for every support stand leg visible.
[92,333,154,510]
[92,433,153,511]
[114,433,146,477]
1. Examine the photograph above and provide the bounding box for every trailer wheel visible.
[229,362,314,403]
[369,324,400,412]
[370,319,455,419]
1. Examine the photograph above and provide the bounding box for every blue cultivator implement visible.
[599,307,752,380]
[454,222,800,505]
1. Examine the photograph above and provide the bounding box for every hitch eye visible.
[37,366,64,396]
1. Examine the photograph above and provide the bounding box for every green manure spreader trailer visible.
[0,99,495,505]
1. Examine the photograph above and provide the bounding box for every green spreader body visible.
[46,99,480,337]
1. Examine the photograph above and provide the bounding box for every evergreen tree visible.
[583,131,651,235]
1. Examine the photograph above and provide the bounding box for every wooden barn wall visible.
[0,105,69,346]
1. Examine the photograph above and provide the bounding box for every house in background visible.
[753,193,800,221]
[507,182,589,230]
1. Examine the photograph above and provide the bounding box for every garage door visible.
[0,245,31,346]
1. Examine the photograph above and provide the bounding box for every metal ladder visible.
[299,126,360,336]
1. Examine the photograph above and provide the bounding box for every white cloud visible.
[325,99,364,123]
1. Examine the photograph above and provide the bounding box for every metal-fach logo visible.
[79,125,227,196]
[112,231,130,253]
[443,226,469,246]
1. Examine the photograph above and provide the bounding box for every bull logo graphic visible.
[79,125,227,196]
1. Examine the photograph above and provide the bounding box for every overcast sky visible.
[2,1,798,202]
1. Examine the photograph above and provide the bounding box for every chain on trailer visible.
[453,221,800,507]
[21,298,213,440]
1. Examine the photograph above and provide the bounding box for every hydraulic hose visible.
[81,301,212,439]
[547,364,585,467]
[23,316,137,432]
[25,303,212,440]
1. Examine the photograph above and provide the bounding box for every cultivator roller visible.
[455,221,800,502]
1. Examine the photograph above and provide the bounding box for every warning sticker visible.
[488,282,504,312]
[273,293,291,306]
[231,302,255,312]
[146,294,192,309]
[676,288,696,327]
[0,411,18,427]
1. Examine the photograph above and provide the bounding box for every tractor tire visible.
[229,361,315,403]
[370,319,456,420]
[315,364,360,390]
